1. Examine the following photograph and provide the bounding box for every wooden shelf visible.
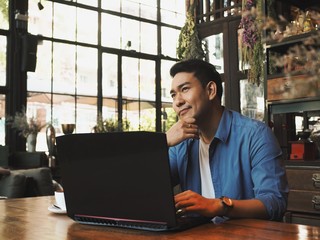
[265,30,320,52]
[267,97,320,114]
[276,0,320,11]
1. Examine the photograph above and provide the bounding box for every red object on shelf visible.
[289,141,316,160]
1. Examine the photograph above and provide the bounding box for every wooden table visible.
[0,196,319,240]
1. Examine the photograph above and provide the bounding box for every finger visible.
[175,199,194,210]
[183,117,197,125]
[185,129,200,139]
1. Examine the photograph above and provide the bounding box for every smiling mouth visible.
[179,107,190,116]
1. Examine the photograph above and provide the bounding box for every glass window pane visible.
[240,79,264,121]
[161,27,180,58]
[140,59,155,100]
[0,36,6,86]
[102,53,118,118]
[102,53,118,97]
[160,0,185,26]
[161,60,175,132]
[0,94,5,145]
[102,1,120,11]
[0,1,9,30]
[161,9,185,26]
[132,0,157,6]
[77,46,97,96]
[140,108,156,131]
[28,40,52,92]
[28,0,53,37]
[141,22,157,54]
[52,93,76,129]
[204,33,224,74]
[102,98,118,118]
[101,14,121,48]
[161,0,185,13]
[122,57,139,99]
[122,0,139,16]
[53,3,76,41]
[53,43,76,94]
[76,0,98,7]
[238,29,248,71]
[140,5,157,20]
[122,57,156,131]
[122,18,139,51]
[161,60,175,103]
[25,97,51,151]
[77,8,98,44]
[76,96,97,133]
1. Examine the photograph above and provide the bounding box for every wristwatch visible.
[219,196,233,216]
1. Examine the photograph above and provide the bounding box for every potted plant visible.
[7,107,45,152]
[93,113,130,133]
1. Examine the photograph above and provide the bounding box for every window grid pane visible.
[22,0,186,151]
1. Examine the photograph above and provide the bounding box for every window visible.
[204,33,224,74]
[24,0,185,151]
[240,79,264,121]
[0,94,5,145]
[0,0,8,30]
[0,35,6,86]
[0,0,8,145]
[122,57,156,131]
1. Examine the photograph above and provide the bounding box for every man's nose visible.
[174,93,184,107]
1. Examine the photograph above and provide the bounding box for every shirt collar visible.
[214,108,232,143]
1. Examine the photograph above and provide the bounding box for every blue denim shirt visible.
[168,108,288,220]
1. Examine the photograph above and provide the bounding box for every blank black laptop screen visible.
[56,131,209,231]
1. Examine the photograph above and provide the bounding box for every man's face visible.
[170,72,211,122]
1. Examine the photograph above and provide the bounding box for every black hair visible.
[170,59,223,100]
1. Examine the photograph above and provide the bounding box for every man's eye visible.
[182,87,189,92]
[170,93,176,99]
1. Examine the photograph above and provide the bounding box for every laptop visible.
[56,131,210,231]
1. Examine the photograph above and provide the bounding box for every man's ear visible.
[207,81,217,100]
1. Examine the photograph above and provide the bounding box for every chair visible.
[0,145,57,199]
[0,167,55,198]
[0,171,27,198]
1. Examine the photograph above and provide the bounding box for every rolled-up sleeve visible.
[250,125,289,220]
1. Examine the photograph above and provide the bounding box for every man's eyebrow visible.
[170,82,190,95]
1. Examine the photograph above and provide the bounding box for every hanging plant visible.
[177,3,205,60]
[239,0,264,85]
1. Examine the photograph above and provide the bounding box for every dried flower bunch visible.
[177,3,205,60]
[239,0,264,85]
[7,107,44,138]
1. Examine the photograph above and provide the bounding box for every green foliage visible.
[247,35,264,85]
[0,0,8,67]
[94,113,130,132]
[177,5,205,60]
[0,0,8,21]
[165,108,178,130]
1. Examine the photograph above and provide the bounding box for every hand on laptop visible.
[166,118,199,147]
[174,190,223,218]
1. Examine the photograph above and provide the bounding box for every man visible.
[166,59,288,221]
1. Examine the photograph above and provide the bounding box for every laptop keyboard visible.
[74,215,168,231]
